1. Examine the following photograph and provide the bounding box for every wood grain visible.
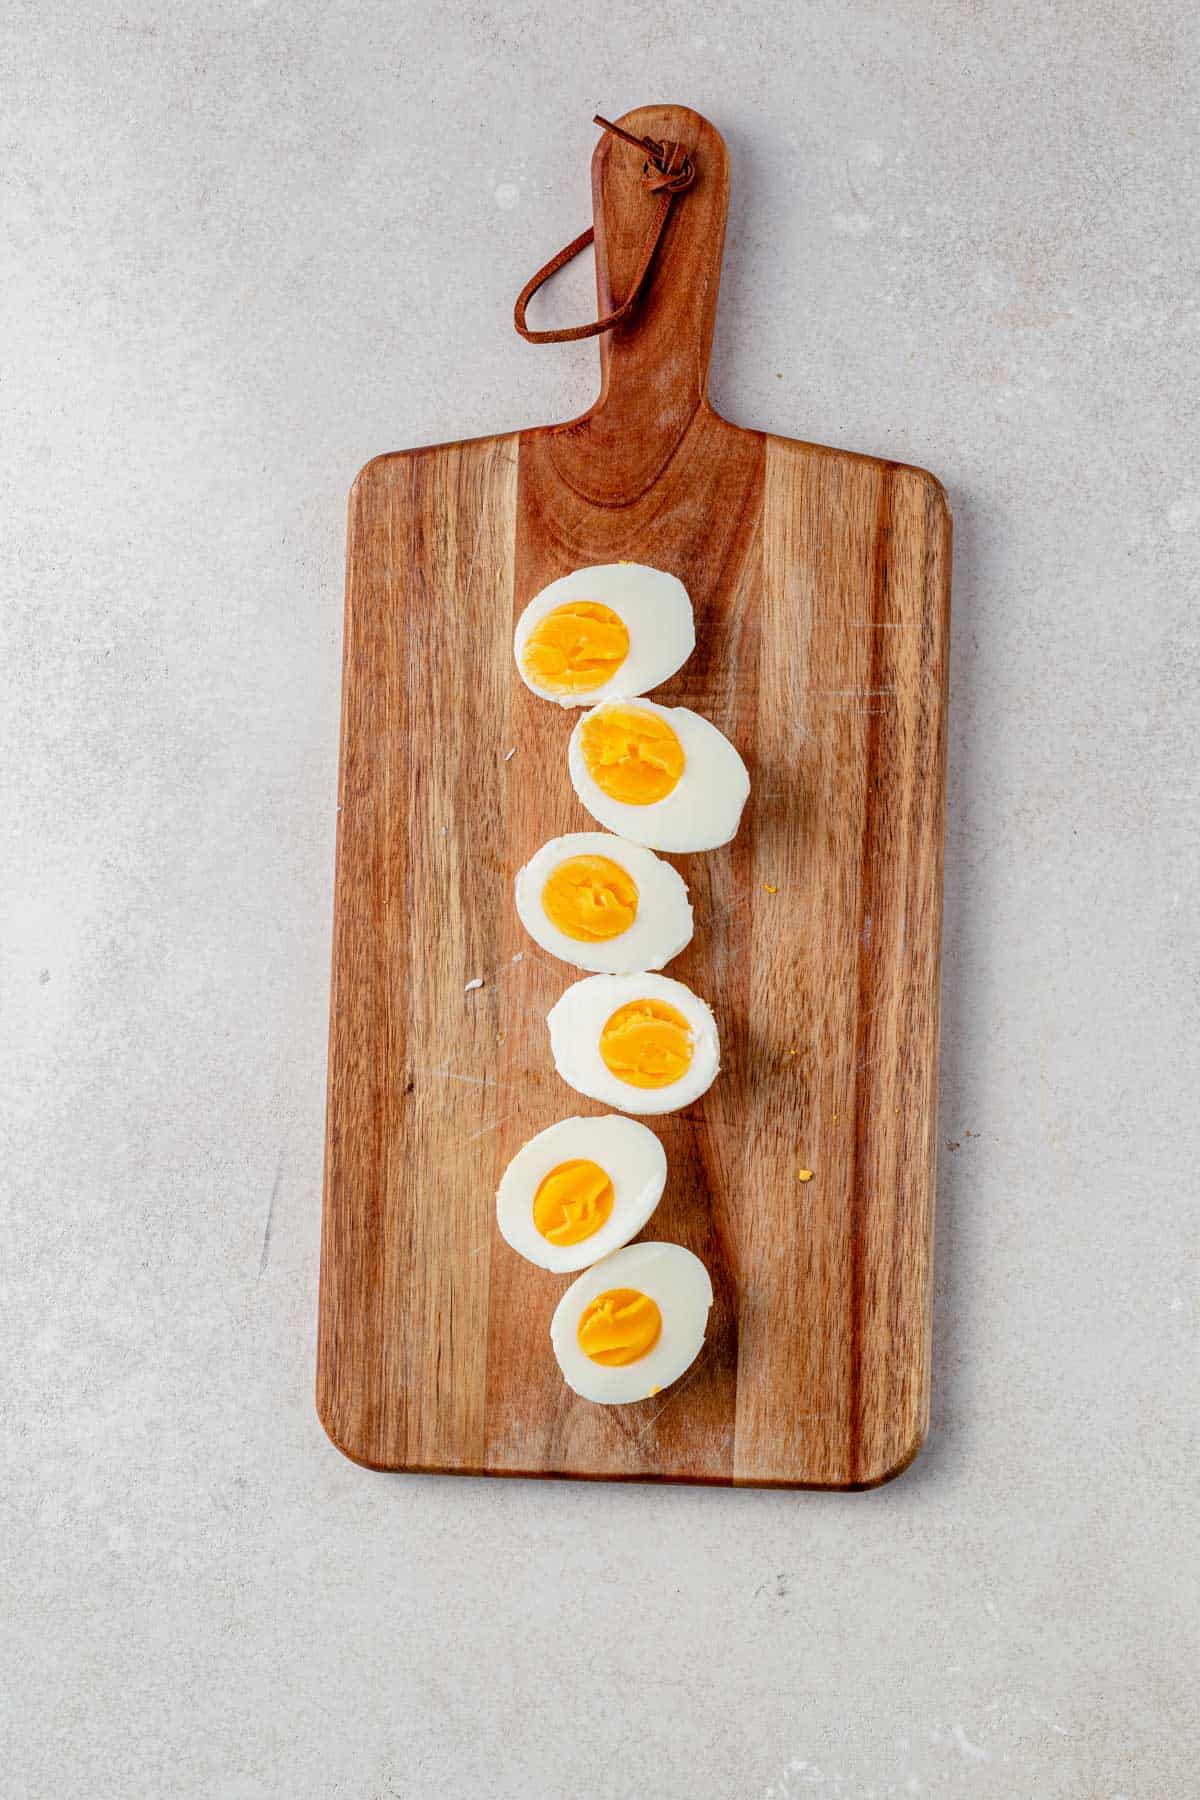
[319,105,951,1487]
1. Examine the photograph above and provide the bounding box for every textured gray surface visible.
[2,3,1197,1796]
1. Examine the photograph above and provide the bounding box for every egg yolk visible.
[533,1159,615,1246]
[599,999,694,1089]
[541,854,639,943]
[523,602,630,695]
[576,1287,663,1365]
[579,705,685,805]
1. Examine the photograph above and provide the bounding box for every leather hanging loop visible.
[513,114,696,345]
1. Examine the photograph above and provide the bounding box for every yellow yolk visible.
[579,705,685,805]
[576,1287,663,1365]
[541,854,639,943]
[522,602,630,695]
[599,999,694,1089]
[532,1159,615,1246]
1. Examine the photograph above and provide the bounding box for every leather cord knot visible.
[513,114,696,345]
[639,137,695,194]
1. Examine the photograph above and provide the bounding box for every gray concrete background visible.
[2,2,1197,1795]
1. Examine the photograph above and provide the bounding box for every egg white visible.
[546,971,720,1116]
[495,1114,667,1273]
[513,564,694,707]
[567,697,750,852]
[550,1241,714,1404]
[514,832,693,974]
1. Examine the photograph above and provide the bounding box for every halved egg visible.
[515,831,693,974]
[567,696,750,852]
[514,564,694,706]
[550,1241,714,1403]
[495,1114,667,1273]
[547,972,720,1116]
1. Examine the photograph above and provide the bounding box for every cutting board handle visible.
[552,104,730,502]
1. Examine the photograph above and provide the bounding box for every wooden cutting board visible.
[318,104,951,1488]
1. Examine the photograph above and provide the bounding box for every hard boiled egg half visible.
[568,696,750,852]
[514,563,694,706]
[496,1114,667,1273]
[515,831,692,974]
[551,1241,714,1403]
[547,972,719,1116]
